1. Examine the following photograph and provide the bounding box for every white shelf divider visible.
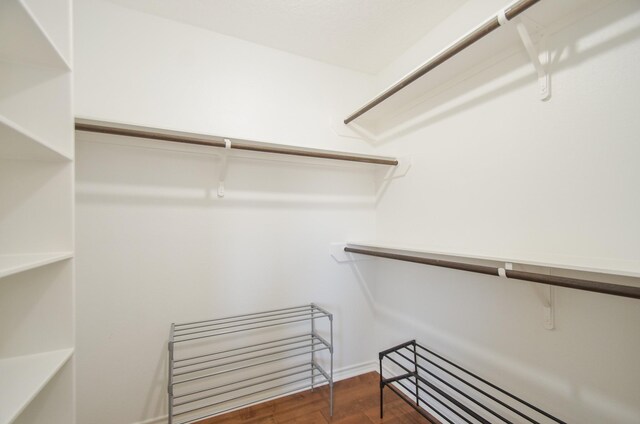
[0,252,73,280]
[0,115,72,161]
[0,0,70,70]
[0,348,73,424]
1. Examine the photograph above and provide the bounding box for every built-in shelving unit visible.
[0,0,74,422]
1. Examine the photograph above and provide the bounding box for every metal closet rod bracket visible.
[499,262,554,329]
[217,138,231,198]
[383,156,412,180]
[498,9,550,101]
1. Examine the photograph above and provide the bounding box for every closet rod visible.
[75,121,398,166]
[343,0,541,124]
[344,247,640,300]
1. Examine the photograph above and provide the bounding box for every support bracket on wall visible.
[499,10,550,101]
[330,243,372,263]
[330,243,352,263]
[543,285,555,330]
[530,266,555,330]
[217,139,231,198]
[500,262,554,329]
[383,156,412,180]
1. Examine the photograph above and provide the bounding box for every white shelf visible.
[344,0,607,128]
[0,63,73,160]
[346,241,640,279]
[0,252,73,280]
[0,348,73,424]
[0,115,72,161]
[0,0,70,70]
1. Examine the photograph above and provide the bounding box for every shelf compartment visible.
[0,114,71,161]
[178,376,329,424]
[20,0,72,66]
[0,348,73,424]
[172,304,332,343]
[174,333,315,369]
[173,339,328,382]
[0,159,73,255]
[0,252,72,279]
[173,363,328,411]
[0,63,73,160]
[0,0,70,70]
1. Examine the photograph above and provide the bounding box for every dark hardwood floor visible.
[198,372,428,424]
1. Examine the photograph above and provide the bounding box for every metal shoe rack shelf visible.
[168,304,333,424]
[379,340,565,424]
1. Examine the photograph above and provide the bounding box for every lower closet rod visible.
[344,247,640,299]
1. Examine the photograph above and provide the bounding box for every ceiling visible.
[106,0,466,74]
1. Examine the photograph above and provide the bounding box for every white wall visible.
[74,0,640,423]
[74,1,380,423]
[74,0,377,155]
[363,0,640,422]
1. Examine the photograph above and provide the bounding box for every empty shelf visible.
[346,241,640,279]
[346,243,640,299]
[0,115,72,161]
[0,0,70,70]
[0,252,73,279]
[0,348,73,424]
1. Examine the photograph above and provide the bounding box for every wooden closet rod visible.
[344,247,640,300]
[75,121,399,166]
[344,0,541,124]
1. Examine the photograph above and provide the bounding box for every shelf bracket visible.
[542,284,555,330]
[501,262,554,329]
[529,266,555,330]
[331,243,372,263]
[499,11,550,101]
[535,266,555,330]
[330,243,351,263]
[217,139,231,198]
[383,156,412,180]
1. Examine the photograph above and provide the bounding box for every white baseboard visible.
[333,359,377,382]
[131,360,378,424]
[132,416,166,424]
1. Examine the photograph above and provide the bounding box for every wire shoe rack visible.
[168,304,333,424]
[379,340,566,424]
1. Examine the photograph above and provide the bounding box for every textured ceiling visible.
[106,0,466,74]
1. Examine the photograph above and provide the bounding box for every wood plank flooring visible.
[198,372,429,424]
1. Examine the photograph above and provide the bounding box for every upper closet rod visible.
[343,0,541,124]
[75,121,398,166]
[344,247,640,300]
